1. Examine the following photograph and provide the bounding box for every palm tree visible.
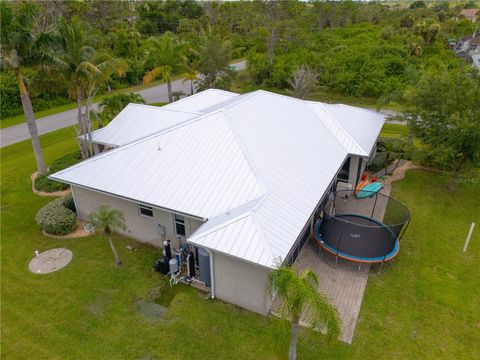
[0,2,52,174]
[182,64,199,95]
[143,33,186,103]
[93,93,145,128]
[55,18,126,158]
[268,265,340,360]
[87,205,127,266]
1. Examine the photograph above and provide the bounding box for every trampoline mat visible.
[319,215,396,259]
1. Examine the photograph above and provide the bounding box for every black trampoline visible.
[314,190,410,264]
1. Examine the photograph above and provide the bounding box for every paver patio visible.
[293,186,392,344]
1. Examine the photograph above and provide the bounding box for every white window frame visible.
[138,204,154,218]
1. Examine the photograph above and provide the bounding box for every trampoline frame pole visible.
[335,226,347,269]
[371,192,378,219]
[398,217,411,241]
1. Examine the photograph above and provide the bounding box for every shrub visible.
[34,173,68,193]
[49,151,82,173]
[62,193,76,213]
[34,151,81,193]
[35,199,77,235]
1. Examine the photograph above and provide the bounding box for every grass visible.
[380,123,409,139]
[1,128,479,359]
[309,88,404,111]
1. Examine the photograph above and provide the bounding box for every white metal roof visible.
[162,88,239,113]
[52,111,265,219]
[88,104,198,146]
[52,89,384,268]
[306,102,385,156]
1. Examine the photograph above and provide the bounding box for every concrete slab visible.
[28,248,73,274]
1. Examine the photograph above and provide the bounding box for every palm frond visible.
[268,265,340,342]
[87,205,127,234]
[143,67,163,85]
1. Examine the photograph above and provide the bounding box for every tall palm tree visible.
[87,205,127,266]
[143,33,186,103]
[55,18,125,158]
[0,2,53,174]
[268,265,340,360]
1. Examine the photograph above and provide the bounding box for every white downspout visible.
[205,248,215,299]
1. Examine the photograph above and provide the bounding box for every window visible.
[174,214,186,237]
[138,204,153,218]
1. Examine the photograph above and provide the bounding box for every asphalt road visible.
[0,61,246,148]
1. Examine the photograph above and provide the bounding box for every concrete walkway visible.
[0,61,246,148]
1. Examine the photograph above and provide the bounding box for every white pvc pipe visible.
[463,222,475,252]
[205,248,215,299]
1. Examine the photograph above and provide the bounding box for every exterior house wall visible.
[213,252,272,315]
[71,185,203,249]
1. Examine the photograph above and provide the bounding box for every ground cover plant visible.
[1,126,479,359]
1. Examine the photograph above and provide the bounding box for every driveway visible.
[0,61,247,148]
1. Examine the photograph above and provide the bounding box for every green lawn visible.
[380,123,408,139]
[1,129,478,359]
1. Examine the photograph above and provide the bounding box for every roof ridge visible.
[126,102,201,115]
[319,103,367,155]
[201,90,260,113]
[189,211,253,241]
[163,88,238,108]
[221,109,269,195]
[188,210,275,267]
[306,101,367,155]
[248,211,275,264]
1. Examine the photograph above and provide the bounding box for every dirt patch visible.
[42,220,95,239]
[138,301,168,320]
[31,172,70,197]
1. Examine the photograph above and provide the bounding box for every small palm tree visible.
[87,205,127,266]
[268,265,340,360]
[171,91,186,102]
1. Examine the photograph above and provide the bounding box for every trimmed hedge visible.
[62,193,76,213]
[34,151,82,193]
[35,198,77,235]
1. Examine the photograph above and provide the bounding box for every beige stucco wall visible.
[71,185,203,249]
[213,252,272,315]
